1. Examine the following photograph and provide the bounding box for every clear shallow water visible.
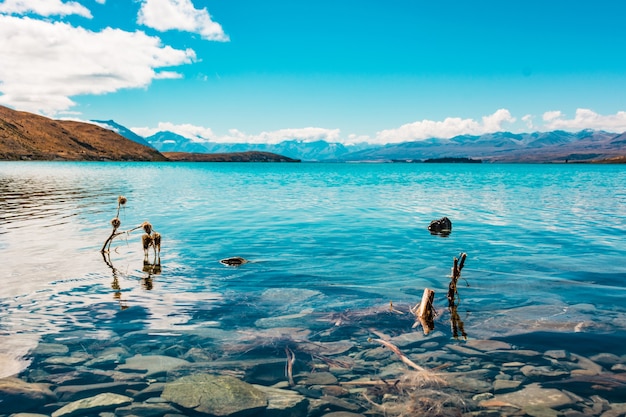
[1,161,626,413]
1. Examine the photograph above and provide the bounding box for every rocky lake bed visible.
[3,299,626,417]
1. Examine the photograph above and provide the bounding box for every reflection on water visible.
[2,162,626,413]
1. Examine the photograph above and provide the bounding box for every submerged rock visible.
[481,383,574,409]
[162,374,267,416]
[51,392,132,417]
[116,354,190,377]
[0,377,56,414]
[254,385,309,417]
[428,217,452,235]
[220,257,248,266]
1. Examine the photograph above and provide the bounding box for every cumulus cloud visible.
[138,0,229,41]
[375,109,516,144]
[133,122,216,142]
[132,124,341,144]
[521,114,534,129]
[0,0,92,17]
[0,15,196,115]
[542,109,626,132]
[542,110,563,122]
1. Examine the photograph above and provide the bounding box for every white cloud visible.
[374,109,517,144]
[137,0,229,42]
[542,108,626,132]
[133,122,216,142]
[0,15,196,115]
[0,0,92,18]
[521,114,534,129]
[543,110,563,122]
[241,127,342,145]
[132,124,341,144]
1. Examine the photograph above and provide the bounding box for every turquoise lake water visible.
[1,161,626,413]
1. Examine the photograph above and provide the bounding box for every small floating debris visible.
[428,216,452,236]
[220,257,248,266]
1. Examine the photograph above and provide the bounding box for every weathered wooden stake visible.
[414,288,435,335]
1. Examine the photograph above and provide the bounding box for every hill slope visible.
[163,151,300,162]
[0,106,167,161]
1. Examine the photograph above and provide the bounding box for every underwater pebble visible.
[33,343,70,356]
[465,340,512,351]
[51,392,132,417]
[485,383,575,409]
[116,354,190,377]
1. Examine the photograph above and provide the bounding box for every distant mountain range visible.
[0,106,297,162]
[0,105,624,163]
[95,120,626,163]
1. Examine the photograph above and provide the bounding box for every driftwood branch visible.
[447,252,467,307]
[371,338,428,372]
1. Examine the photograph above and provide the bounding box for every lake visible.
[1,161,626,416]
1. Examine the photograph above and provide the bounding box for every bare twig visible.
[371,338,427,373]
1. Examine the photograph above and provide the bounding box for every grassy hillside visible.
[0,106,167,161]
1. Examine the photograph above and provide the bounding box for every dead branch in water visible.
[447,252,467,307]
[100,196,162,265]
[371,338,428,373]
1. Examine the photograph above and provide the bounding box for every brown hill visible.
[163,151,300,162]
[0,105,167,161]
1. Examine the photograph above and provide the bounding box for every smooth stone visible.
[0,377,56,414]
[445,375,492,393]
[446,344,484,356]
[520,365,569,378]
[544,350,570,360]
[570,353,603,375]
[472,392,494,402]
[502,362,525,367]
[317,395,361,412]
[38,368,114,386]
[116,355,190,377]
[85,347,128,369]
[486,383,574,408]
[54,381,148,402]
[465,340,512,351]
[43,354,89,367]
[51,393,132,417]
[296,341,354,356]
[589,352,621,366]
[523,405,559,417]
[298,372,338,386]
[162,374,267,416]
[320,413,366,417]
[113,402,182,416]
[389,332,426,348]
[493,379,522,393]
[254,385,309,417]
[32,343,70,356]
[612,364,626,372]
[133,382,166,401]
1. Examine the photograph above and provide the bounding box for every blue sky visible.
[1,0,626,144]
